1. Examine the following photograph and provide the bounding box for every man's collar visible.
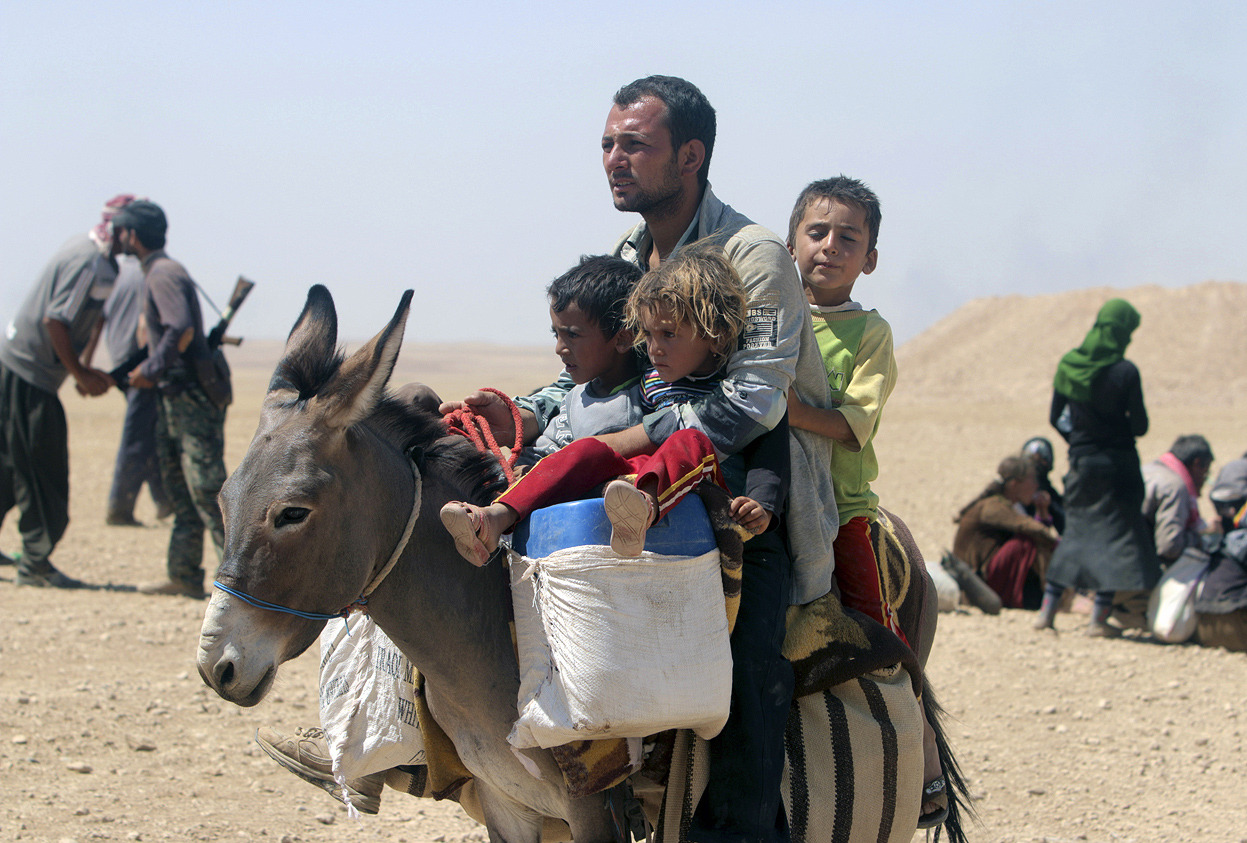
[668,209,702,257]
[621,184,719,265]
[140,249,167,271]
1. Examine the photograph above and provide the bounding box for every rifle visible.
[111,275,255,391]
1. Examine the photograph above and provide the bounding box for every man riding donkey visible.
[255,77,962,841]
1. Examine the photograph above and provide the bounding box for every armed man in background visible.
[111,200,229,599]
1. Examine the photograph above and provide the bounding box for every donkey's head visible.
[198,285,429,706]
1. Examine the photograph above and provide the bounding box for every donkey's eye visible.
[275,507,310,528]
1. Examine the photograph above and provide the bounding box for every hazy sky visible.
[3,1,1244,353]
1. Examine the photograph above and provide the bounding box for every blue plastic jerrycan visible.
[511,494,718,559]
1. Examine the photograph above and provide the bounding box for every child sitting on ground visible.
[785,174,946,828]
[440,244,786,563]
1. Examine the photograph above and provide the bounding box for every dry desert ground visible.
[2,281,1245,843]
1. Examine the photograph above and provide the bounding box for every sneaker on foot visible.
[604,480,654,557]
[15,567,86,589]
[106,512,144,527]
[0,550,15,566]
[137,578,206,599]
[255,726,384,814]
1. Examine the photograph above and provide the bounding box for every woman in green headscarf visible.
[1051,298,1142,402]
[1035,298,1159,636]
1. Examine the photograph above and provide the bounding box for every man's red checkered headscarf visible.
[90,193,139,250]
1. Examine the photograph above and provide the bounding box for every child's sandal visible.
[439,502,495,566]
[603,480,655,557]
[916,774,948,829]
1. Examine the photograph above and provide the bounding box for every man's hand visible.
[74,368,114,397]
[439,390,538,445]
[729,496,771,535]
[46,316,112,397]
[128,370,155,390]
[1032,490,1052,520]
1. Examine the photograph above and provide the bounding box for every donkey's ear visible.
[269,285,339,395]
[316,289,414,430]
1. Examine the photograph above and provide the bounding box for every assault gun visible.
[111,276,255,391]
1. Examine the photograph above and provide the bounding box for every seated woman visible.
[952,454,1059,609]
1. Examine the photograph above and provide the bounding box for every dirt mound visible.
[897,280,1247,409]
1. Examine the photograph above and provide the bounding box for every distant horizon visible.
[203,276,1245,364]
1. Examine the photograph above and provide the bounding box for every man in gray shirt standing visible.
[0,194,132,587]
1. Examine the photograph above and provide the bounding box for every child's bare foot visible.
[439,502,512,566]
[603,480,655,557]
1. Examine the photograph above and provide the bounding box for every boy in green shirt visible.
[785,176,947,828]
[784,175,899,637]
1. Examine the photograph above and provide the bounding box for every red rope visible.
[442,387,523,484]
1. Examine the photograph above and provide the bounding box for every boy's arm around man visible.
[789,308,896,456]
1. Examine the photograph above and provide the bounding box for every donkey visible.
[198,285,626,842]
[199,285,968,843]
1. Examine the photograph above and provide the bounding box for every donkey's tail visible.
[923,679,974,843]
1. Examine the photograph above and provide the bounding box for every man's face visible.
[602,96,684,216]
[1191,458,1213,493]
[114,227,138,257]
[789,198,877,307]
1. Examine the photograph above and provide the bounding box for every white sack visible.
[1147,551,1210,644]
[319,615,425,782]
[508,545,732,750]
[925,560,961,613]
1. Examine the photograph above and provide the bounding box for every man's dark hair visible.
[787,175,882,253]
[1170,434,1214,468]
[124,226,166,251]
[111,199,168,250]
[614,76,716,190]
[547,255,643,338]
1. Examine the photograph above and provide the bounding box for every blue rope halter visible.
[211,581,348,620]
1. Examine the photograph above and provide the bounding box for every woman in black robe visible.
[1033,299,1160,636]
